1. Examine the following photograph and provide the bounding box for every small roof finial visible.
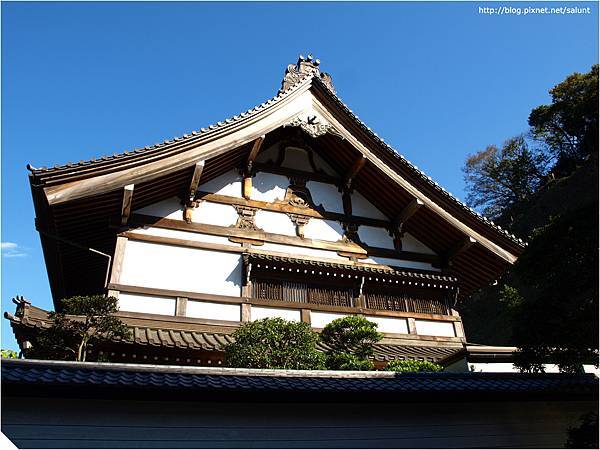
[279,54,335,95]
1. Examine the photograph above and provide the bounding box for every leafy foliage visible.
[1,349,19,359]
[460,65,598,372]
[320,316,383,370]
[565,412,599,448]
[27,295,130,362]
[463,136,548,219]
[325,352,374,371]
[225,318,325,370]
[529,65,598,175]
[385,359,443,373]
[510,205,598,373]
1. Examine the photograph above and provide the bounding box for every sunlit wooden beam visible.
[188,160,205,201]
[120,184,134,225]
[394,197,424,228]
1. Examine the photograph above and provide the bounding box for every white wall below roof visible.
[186,300,240,322]
[251,306,301,322]
[258,242,347,261]
[131,227,235,246]
[468,362,600,376]
[194,202,238,227]
[362,256,438,272]
[310,311,348,329]
[359,226,395,249]
[197,170,243,198]
[303,219,344,242]
[351,191,387,220]
[255,210,296,236]
[402,233,436,255]
[118,293,176,316]
[134,197,182,219]
[364,316,408,334]
[120,240,242,296]
[306,181,344,213]
[415,320,455,337]
[251,172,288,202]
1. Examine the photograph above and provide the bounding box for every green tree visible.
[510,206,598,373]
[385,359,443,373]
[26,295,130,362]
[225,318,325,370]
[463,136,548,220]
[1,349,19,359]
[529,65,598,175]
[320,316,383,370]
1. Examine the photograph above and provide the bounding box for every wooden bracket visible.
[243,136,265,199]
[343,155,366,190]
[393,198,424,229]
[120,184,135,225]
[443,236,477,268]
[188,161,205,202]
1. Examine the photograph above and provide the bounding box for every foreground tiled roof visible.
[2,359,596,401]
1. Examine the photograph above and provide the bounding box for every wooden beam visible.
[445,236,477,265]
[343,155,366,188]
[394,198,424,228]
[188,161,205,201]
[120,184,134,225]
[243,136,265,200]
[246,135,265,170]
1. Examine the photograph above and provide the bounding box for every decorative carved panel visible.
[234,205,260,231]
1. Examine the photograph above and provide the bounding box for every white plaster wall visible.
[254,210,296,236]
[306,181,344,213]
[364,316,408,334]
[303,219,344,242]
[135,197,182,219]
[258,242,347,261]
[310,312,348,329]
[415,320,455,337]
[131,228,236,246]
[186,300,241,322]
[403,233,436,255]
[251,172,288,202]
[468,362,600,376]
[251,306,301,322]
[197,170,243,198]
[362,256,438,272]
[118,293,176,316]
[351,191,388,220]
[193,202,238,227]
[120,240,242,296]
[359,226,395,249]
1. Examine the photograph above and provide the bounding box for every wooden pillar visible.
[108,236,128,286]
[241,303,251,323]
[301,309,311,325]
[175,297,188,317]
[107,290,119,299]
[407,318,417,335]
[453,321,465,339]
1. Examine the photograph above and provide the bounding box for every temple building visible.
[7,55,528,367]
[3,55,598,449]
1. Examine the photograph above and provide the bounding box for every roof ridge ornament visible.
[279,54,336,95]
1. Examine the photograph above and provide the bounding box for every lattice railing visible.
[252,279,354,308]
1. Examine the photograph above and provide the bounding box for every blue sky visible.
[1,2,598,351]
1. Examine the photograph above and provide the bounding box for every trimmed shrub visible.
[320,316,383,370]
[385,359,443,373]
[225,318,325,370]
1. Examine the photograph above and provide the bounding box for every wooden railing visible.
[364,292,450,315]
[252,279,354,308]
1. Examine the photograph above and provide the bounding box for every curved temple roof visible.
[27,55,526,303]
